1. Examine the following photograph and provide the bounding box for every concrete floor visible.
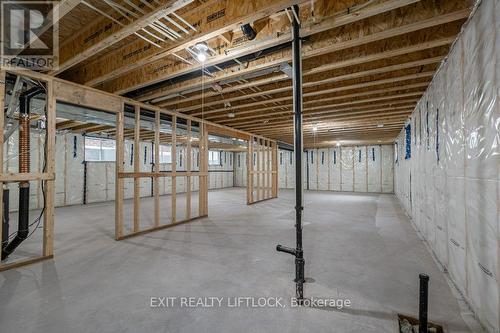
[0,188,471,332]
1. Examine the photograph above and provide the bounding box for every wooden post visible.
[186,120,191,219]
[115,106,124,239]
[198,123,208,216]
[272,141,278,198]
[266,140,271,199]
[247,136,254,204]
[154,110,160,227]
[43,79,56,257]
[256,138,261,201]
[171,116,177,223]
[133,105,140,232]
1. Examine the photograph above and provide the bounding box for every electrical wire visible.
[2,80,48,248]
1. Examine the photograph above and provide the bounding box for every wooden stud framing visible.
[0,71,56,271]
[186,120,191,220]
[154,110,160,227]
[171,116,177,223]
[0,69,275,255]
[246,136,254,204]
[115,108,124,239]
[133,105,141,232]
[247,137,278,205]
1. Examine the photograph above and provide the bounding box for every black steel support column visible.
[277,4,305,303]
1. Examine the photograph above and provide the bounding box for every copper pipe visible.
[18,114,30,174]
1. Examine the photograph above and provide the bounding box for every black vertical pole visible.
[2,188,10,248]
[83,161,87,205]
[419,274,429,333]
[276,5,305,303]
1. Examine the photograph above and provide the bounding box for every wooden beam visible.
[51,0,193,74]
[70,0,412,87]
[189,59,436,117]
[103,5,469,94]
[232,105,414,129]
[153,37,451,106]
[68,0,306,86]
[184,73,433,115]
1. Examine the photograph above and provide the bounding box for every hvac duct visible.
[241,23,257,40]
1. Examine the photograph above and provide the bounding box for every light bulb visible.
[197,52,207,62]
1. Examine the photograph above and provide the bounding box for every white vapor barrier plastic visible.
[4,131,235,210]
[318,149,329,191]
[330,148,341,191]
[395,1,500,331]
[275,146,393,193]
[354,146,367,192]
[308,150,317,190]
[341,147,354,192]
[367,146,382,192]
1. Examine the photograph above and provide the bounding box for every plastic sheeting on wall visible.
[277,146,393,193]
[395,1,500,330]
[354,146,367,192]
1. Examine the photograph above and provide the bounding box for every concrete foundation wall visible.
[394,1,500,331]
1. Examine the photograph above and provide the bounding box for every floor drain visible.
[397,314,444,333]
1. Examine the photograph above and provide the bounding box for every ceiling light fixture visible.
[312,126,318,132]
[194,42,209,63]
[197,52,207,62]
[227,112,235,118]
[377,124,384,128]
[336,142,341,147]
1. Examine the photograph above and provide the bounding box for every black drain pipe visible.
[2,187,9,249]
[83,161,87,204]
[2,87,42,260]
[419,274,429,333]
[276,5,305,303]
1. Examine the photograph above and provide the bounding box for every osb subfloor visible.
[0,188,472,332]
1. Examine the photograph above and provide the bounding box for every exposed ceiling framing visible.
[47,0,474,147]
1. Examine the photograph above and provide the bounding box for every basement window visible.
[84,137,115,162]
[159,145,172,163]
[209,150,221,166]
